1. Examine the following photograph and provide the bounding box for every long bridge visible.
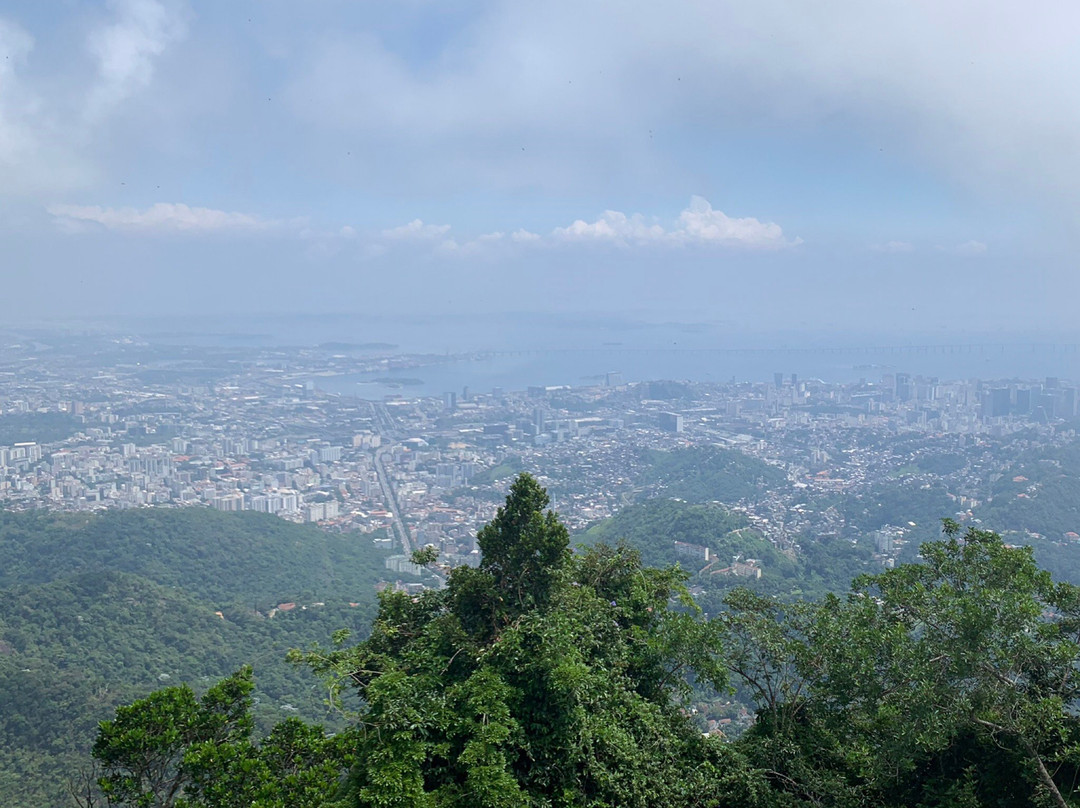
[465,343,1080,358]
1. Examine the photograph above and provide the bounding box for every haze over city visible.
[0,0,1075,334]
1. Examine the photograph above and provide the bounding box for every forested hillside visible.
[0,507,410,808]
[580,497,876,603]
[638,445,789,503]
[0,508,391,608]
[78,476,1080,808]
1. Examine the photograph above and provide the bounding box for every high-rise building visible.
[1014,388,1032,415]
[659,412,684,433]
[1063,388,1077,418]
[894,373,914,403]
[317,446,342,463]
[988,387,1012,417]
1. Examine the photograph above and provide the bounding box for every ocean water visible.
[94,312,1080,399]
[312,345,1080,400]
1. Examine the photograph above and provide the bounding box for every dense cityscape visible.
[3,330,1077,581]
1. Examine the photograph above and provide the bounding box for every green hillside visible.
[639,445,789,503]
[0,506,413,808]
[580,497,875,603]
[581,497,760,568]
[0,507,390,608]
[80,476,1080,808]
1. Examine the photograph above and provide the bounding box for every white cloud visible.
[872,240,915,253]
[435,229,540,256]
[552,197,796,248]
[0,3,186,199]
[84,0,188,123]
[673,196,795,247]
[284,1,1080,211]
[952,240,988,256]
[0,19,34,152]
[934,240,987,256]
[381,219,452,240]
[47,202,272,233]
[368,198,793,257]
[46,197,793,252]
[554,211,666,245]
[0,19,96,196]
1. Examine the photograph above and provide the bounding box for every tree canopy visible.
[289,473,760,808]
[82,476,1080,808]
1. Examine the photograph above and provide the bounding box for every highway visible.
[367,401,413,554]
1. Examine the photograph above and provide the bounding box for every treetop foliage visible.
[287,473,748,808]
[83,476,1080,808]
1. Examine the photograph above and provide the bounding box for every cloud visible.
[0,19,96,196]
[872,240,915,253]
[283,1,1080,212]
[0,2,186,199]
[934,240,987,256]
[47,202,272,233]
[952,240,988,256]
[381,219,452,240]
[674,196,796,247]
[45,197,791,255]
[553,211,665,244]
[552,197,797,248]
[84,0,188,123]
[435,228,540,256]
[368,198,793,257]
[0,19,37,163]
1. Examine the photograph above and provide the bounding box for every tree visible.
[294,473,764,808]
[730,521,1080,807]
[88,668,349,808]
[92,668,254,808]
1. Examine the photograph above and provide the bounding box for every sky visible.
[0,0,1077,337]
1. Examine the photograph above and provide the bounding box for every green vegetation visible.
[581,497,875,604]
[971,438,1080,581]
[0,411,83,445]
[0,507,391,609]
[721,520,1080,807]
[85,477,1080,808]
[639,445,788,504]
[0,507,406,808]
[83,668,350,808]
[833,478,958,551]
[581,497,755,569]
[978,439,1080,538]
[914,451,966,475]
[469,455,524,486]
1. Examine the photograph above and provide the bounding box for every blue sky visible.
[0,0,1076,333]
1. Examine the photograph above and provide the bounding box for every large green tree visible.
[728,521,1080,808]
[83,667,350,808]
[295,473,765,808]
